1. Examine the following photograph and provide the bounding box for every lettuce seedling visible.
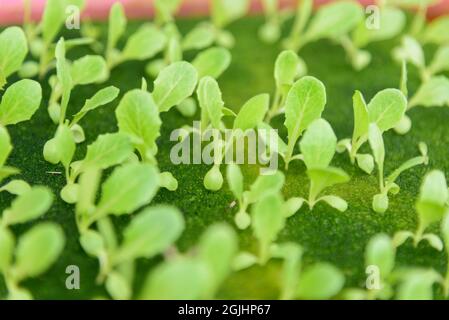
[0,186,64,299]
[265,50,307,122]
[106,3,167,70]
[284,1,364,57]
[140,223,237,300]
[181,0,249,53]
[369,122,428,213]
[80,205,184,298]
[227,164,300,229]
[116,88,178,190]
[343,4,406,70]
[337,89,407,174]
[394,268,441,300]
[283,76,327,169]
[0,27,28,89]
[298,119,350,211]
[393,170,448,250]
[258,0,294,44]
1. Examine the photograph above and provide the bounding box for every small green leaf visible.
[14,223,65,279]
[365,234,395,278]
[97,163,160,216]
[198,223,237,295]
[106,271,132,300]
[107,2,127,51]
[393,230,414,247]
[192,47,231,79]
[307,167,350,200]
[44,124,75,168]
[397,269,440,300]
[352,90,369,141]
[356,154,374,174]
[182,23,215,51]
[274,50,300,90]
[368,124,385,169]
[284,77,326,152]
[73,86,120,123]
[232,252,258,271]
[296,263,345,299]
[82,133,133,170]
[0,180,31,195]
[368,89,407,132]
[418,170,448,206]
[304,1,364,42]
[226,163,243,200]
[409,76,449,108]
[41,0,66,44]
[428,46,449,75]
[320,195,348,212]
[373,193,389,213]
[0,79,42,126]
[204,165,223,191]
[114,205,184,263]
[393,36,425,69]
[233,94,269,130]
[421,233,443,251]
[153,62,198,112]
[122,24,166,61]
[0,27,28,81]
[141,257,209,299]
[246,171,285,204]
[116,89,161,157]
[197,77,224,129]
[2,187,53,226]
[300,118,337,169]
[71,55,107,86]
[0,227,14,273]
[79,230,105,257]
[423,16,449,45]
[441,213,449,252]
[212,0,249,28]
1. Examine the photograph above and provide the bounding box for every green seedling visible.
[394,170,448,250]
[0,27,28,89]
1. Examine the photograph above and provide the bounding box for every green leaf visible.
[2,187,53,226]
[409,76,449,108]
[204,165,223,191]
[73,86,120,123]
[300,118,337,169]
[365,234,395,278]
[192,47,232,79]
[356,154,374,174]
[368,124,385,169]
[368,89,407,132]
[274,50,300,89]
[0,180,31,195]
[0,227,14,273]
[393,230,414,247]
[296,263,345,299]
[416,201,447,229]
[44,124,75,167]
[421,233,443,251]
[122,24,167,61]
[41,0,66,44]
[307,167,350,199]
[393,36,425,69]
[212,0,249,28]
[182,23,215,51]
[284,76,326,150]
[304,1,364,42]
[97,163,160,216]
[198,223,238,296]
[233,94,269,130]
[141,257,209,299]
[153,61,198,112]
[14,223,65,279]
[106,271,132,300]
[252,193,285,248]
[0,126,12,167]
[55,38,72,119]
[114,205,184,263]
[429,46,449,75]
[0,80,42,126]
[373,193,389,213]
[441,213,449,251]
[245,171,285,204]
[76,167,101,217]
[320,195,348,212]
[71,55,107,85]
[419,170,448,206]
[116,89,162,156]
[423,16,449,45]
[82,133,133,170]
[397,269,440,300]
[0,27,28,80]
[197,77,224,129]
[352,90,369,141]
[107,2,127,51]
[226,163,243,200]
[353,7,405,47]
[79,230,105,257]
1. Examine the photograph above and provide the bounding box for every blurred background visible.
[1,0,449,26]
